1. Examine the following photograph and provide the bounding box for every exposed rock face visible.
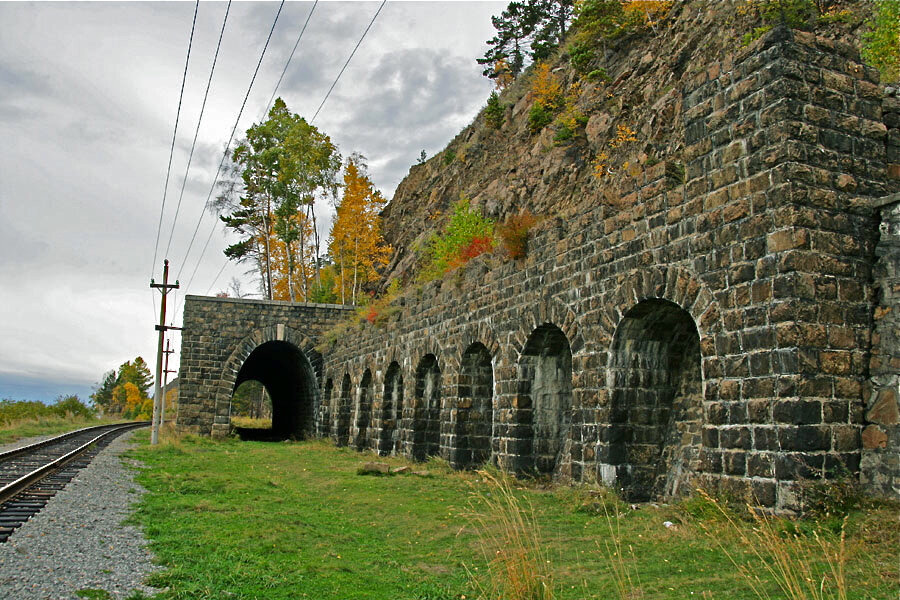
[378,0,877,288]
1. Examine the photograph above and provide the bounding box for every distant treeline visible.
[0,395,94,425]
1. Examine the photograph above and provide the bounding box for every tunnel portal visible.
[233,340,319,439]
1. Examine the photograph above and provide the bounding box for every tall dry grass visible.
[599,500,642,600]
[464,470,556,600]
[697,489,848,600]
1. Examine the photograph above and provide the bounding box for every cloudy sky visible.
[0,1,504,402]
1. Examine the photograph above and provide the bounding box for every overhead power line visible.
[205,259,230,296]
[264,0,318,117]
[150,0,199,281]
[312,0,386,123]
[163,0,233,261]
[175,0,286,284]
[177,0,320,311]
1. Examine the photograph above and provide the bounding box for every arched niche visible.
[516,323,573,475]
[453,342,494,469]
[605,299,703,501]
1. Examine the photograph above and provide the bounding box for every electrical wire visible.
[150,0,199,281]
[163,0,233,261]
[311,0,386,123]
[205,259,230,296]
[176,0,320,313]
[263,0,318,118]
[175,0,285,285]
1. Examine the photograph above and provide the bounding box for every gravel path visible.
[0,430,160,599]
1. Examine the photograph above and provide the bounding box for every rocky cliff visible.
[378,0,874,288]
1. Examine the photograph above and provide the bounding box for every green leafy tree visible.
[863,0,900,83]
[90,370,117,410]
[93,357,153,416]
[51,395,94,419]
[118,357,153,397]
[216,98,340,300]
[478,0,574,80]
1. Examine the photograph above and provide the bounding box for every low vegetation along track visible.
[0,422,149,542]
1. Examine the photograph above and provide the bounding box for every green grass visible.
[128,432,898,600]
[0,415,123,445]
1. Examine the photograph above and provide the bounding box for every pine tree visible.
[216,98,340,299]
[477,0,574,79]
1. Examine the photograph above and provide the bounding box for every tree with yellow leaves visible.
[327,155,391,304]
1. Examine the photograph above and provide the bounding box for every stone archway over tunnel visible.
[233,340,319,439]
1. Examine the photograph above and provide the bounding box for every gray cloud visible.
[0,0,505,394]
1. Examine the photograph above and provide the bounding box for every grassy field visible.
[128,432,898,600]
[0,415,124,445]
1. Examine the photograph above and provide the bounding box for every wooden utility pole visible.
[161,338,176,427]
[150,259,180,445]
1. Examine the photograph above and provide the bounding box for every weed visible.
[553,124,574,144]
[413,582,457,600]
[485,91,506,129]
[419,197,495,281]
[795,471,868,519]
[465,470,556,600]
[586,68,611,83]
[862,0,900,83]
[498,211,539,259]
[76,590,112,600]
[696,489,850,600]
[554,484,627,516]
[599,501,642,600]
[529,103,554,133]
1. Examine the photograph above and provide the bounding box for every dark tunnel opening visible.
[232,340,318,441]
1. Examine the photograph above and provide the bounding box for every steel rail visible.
[0,422,149,506]
[0,422,146,462]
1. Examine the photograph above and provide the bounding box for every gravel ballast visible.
[0,430,159,599]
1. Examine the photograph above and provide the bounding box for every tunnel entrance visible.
[605,299,703,501]
[232,340,319,440]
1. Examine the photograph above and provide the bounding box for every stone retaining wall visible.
[177,29,900,508]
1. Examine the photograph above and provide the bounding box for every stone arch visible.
[515,322,574,475]
[410,353,442,461]
[379,361,403,456]
[603,298,704,501]
[451,342,494,469]
[353,368,374,451]
[509,296,584,360]
[216,325,321,439]
[595,266,722,348]
[453,322,502,367]
[336,373,353,446]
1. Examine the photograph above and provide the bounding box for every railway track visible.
[0,422,149,542]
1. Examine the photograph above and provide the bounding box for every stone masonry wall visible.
[177,28,900,508]
[177,296,352,437]
[311,29,894,510]
[863,193,900,497]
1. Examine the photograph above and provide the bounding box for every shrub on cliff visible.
[420,198,495,280]
[862,0,900,83]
